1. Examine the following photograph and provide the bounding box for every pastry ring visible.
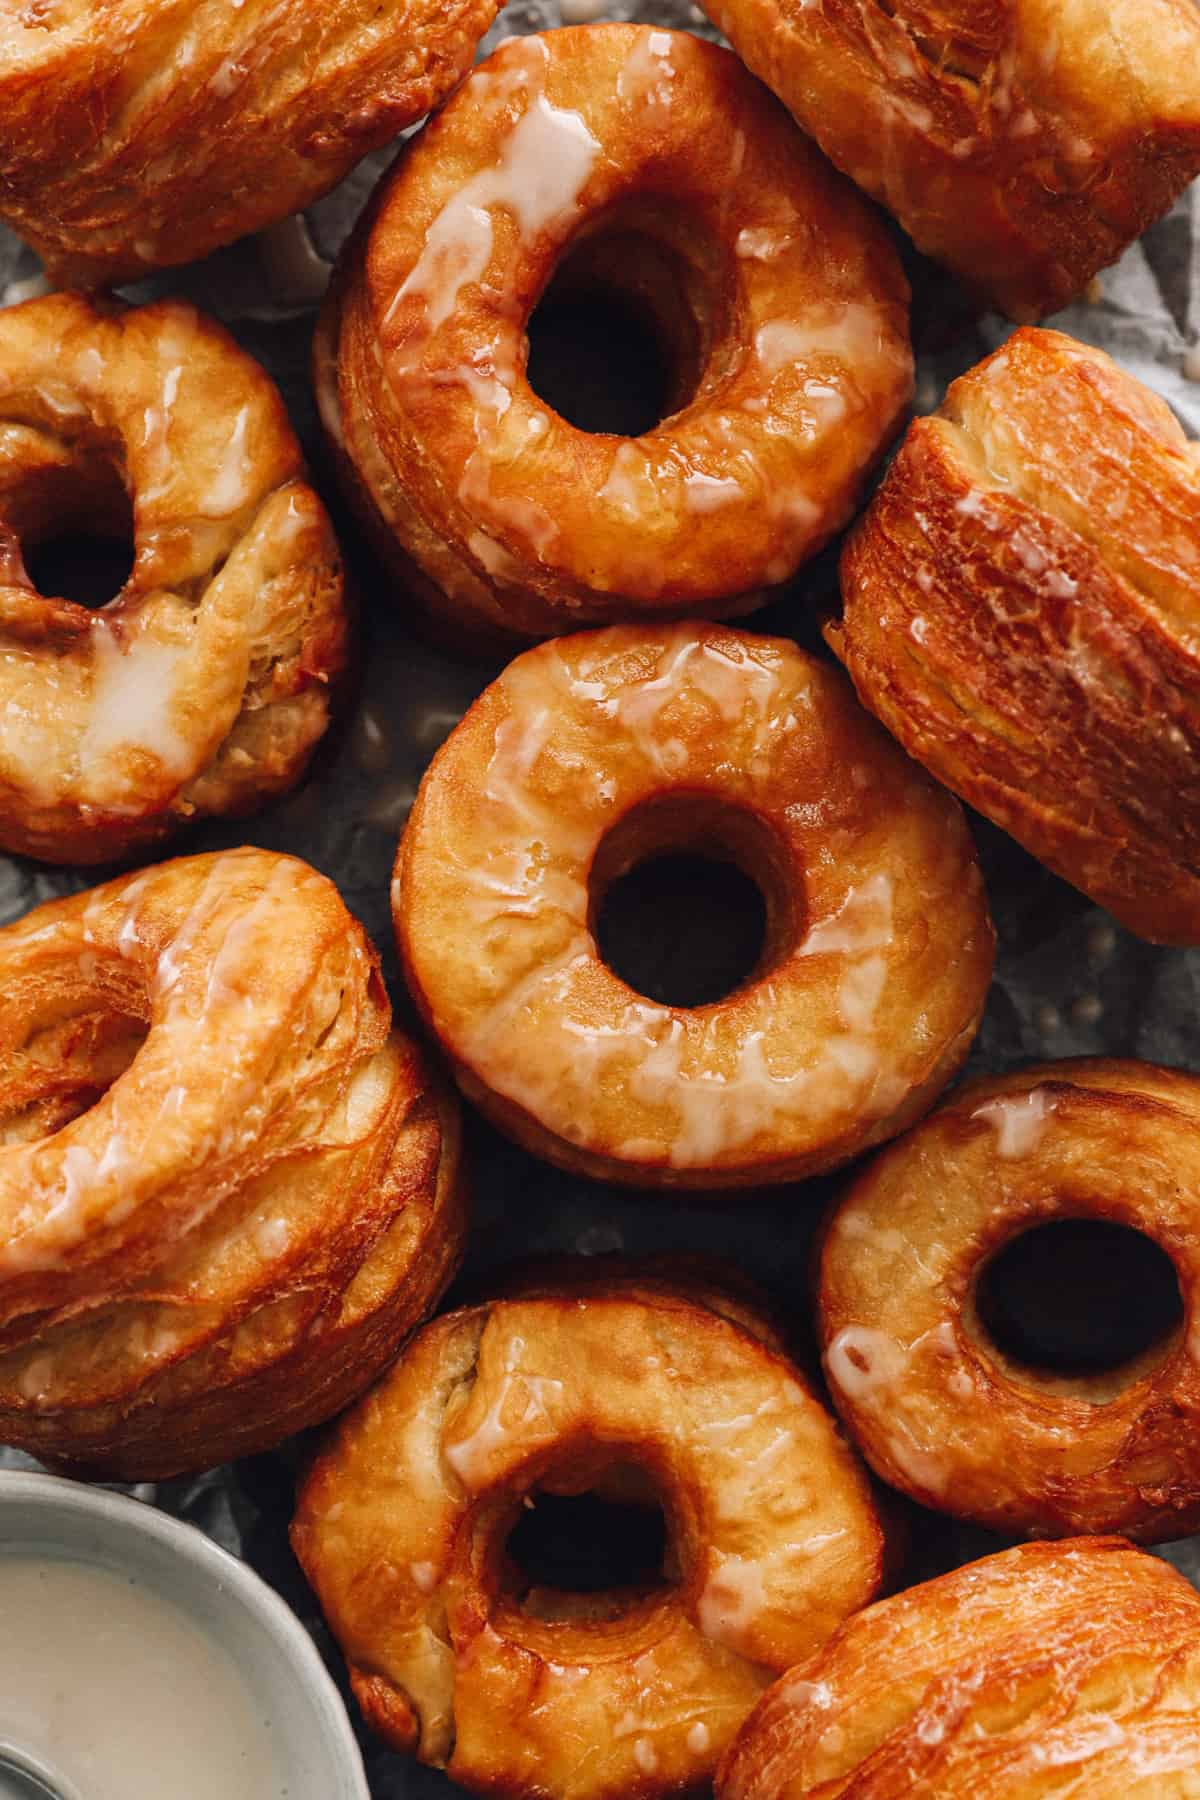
[394,622,994,1188]
[719,1538,1200,1799]
[703,0,1200,321]
[318,24,914,650]
[833,327,1200,945]
[819,1059,1200,1543]
[0,0,501,287]
[0,848,466,1480]
[292,1264,888,1799]
[0,292,347,865]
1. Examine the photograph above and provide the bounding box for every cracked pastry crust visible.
[0,847,466,1480]
[833,327,1200,946]
[393,622,994,1189]
[0,0,502,289]
[700,0,1200,322]
[0,291,349,865]
[718,1538,1200,1799]
[292,1264,889,1800]
[317,25,913,652]
[818,1059,1200,1544]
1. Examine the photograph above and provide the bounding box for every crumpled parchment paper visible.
[1,2,1199,1793]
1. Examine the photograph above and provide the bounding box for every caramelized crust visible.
[0,0,501,287]
[0,292,348,865]
[701,0,1200,321]
[0,848,466,1479]
[718,1539,1200,1799]
[818,1059,1200,1542]
[319,25,913,651]
[393,622,994,1188]
[834,327,1200,944]
[293,1267,889,1800]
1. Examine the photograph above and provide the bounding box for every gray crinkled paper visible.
[1,2,1199,1794]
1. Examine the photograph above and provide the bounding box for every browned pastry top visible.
[293,1267,888,1800]
[819,1058,1200,1543]
[719,1538,1200,1798]
[834,326,1200,944]
[319,24,913,648]
[0,292,347,864]
[393,622,994,1187]
[0,0,502,286]
[701,0,1200,320]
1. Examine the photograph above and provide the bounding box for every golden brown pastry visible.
[718,1538,1200,1799]
[833,327,1200,945]
[700,0,1200,322]
[0,0,502,288]
[0,291,349,865]
[317,24,914,652]
[393,622,994,1189]
[293,1263,890,1800]
[0,848,466,1480]
[818,1059,1200,1543]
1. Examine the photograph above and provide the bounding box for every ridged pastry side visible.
[701,0,1200,320]
[719,1538,1200,1798]
[0,0,502,287]
[835,327,1200,944]
[0,848,466,1479]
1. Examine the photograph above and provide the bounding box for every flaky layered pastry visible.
[701,0,1200,321]
[318,25,913,651]
[394,622,994,1188]
[834,327,1200,945]
[719,1538,1200,1799]
[0,292,349,865]
[0,0,501,288]
[819,1059,1200,1543]
[0,848,466,1481]
[293,1263,888,1800]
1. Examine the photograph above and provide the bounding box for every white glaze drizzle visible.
[971,1086,1058,1158]
[384,64,601,568]
[80,623,192,781]
[444,1334,565,1491]
[387,93,601,334]
[824,1323,960,1496]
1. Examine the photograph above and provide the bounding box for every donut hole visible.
[973,1219,1184,1394]
[524,206,724,436]
[502,1463,675,1617]
[25,530,135,611]
[591,795,795,1008]
[11,453,135,610]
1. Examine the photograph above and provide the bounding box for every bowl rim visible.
[0,1468,369,1800]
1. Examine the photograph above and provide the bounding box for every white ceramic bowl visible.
[0,1471,369,1800]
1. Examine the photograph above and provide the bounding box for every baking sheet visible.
[1,1,1200,1793]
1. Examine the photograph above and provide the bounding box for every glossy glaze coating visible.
[319,25,913,649]
[835,327,1200,944]
[701,0,1200,321]
[719,1538,1200,1798]
[0,0,501,287]
[819,1059,1200,1542]
[394,622,994,1188]
[0,848,466,1479]
[293,1266,888,1800]
[0,292,348,864]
